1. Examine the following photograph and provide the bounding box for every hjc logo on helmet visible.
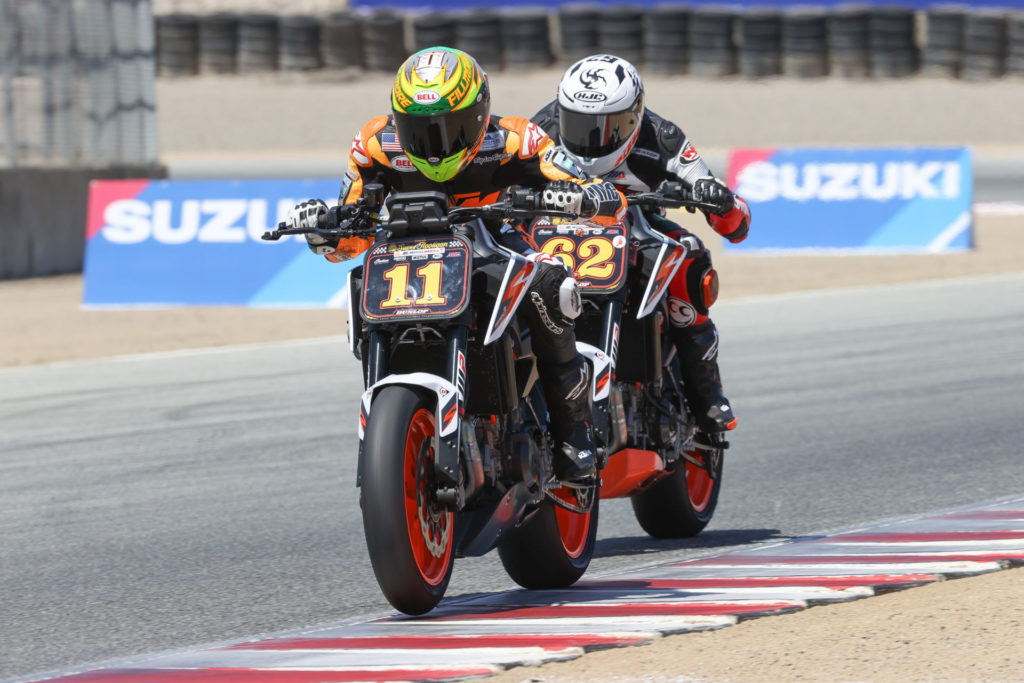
[573,91,607,103]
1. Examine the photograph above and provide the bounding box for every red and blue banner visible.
[83,179,360,307]
[725,146,973,253]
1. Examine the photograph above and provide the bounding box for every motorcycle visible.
[521,182,729,539]
[263,184,602,615]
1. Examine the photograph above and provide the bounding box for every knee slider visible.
[684,250,717,316]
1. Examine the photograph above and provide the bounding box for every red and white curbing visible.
[30,497,1024,683]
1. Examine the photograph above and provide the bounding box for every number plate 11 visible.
[361,236,471,321]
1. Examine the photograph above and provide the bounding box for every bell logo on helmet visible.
[573,91,607,103]
[414,90,441,104]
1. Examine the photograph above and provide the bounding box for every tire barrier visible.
[1010,12,1024,77]
[783,7,829,78]
[237,13,277,74]
[321,11,364,70]
[643,4,690,74]
[869,6,918,78]
[0,165,167,279]
[557,3,601,64]
[922,4,966,78]
[363,10,405,72]
[829,3,871,78]
[738,8,782,79]
[598,6,644,66]
[278,15,321,72]
[962,9,1008,81]
[198,13,238,75]
[689,5,736,78]
[501,8,553,71]
[411,12,455,53]
[455,9,503,73]
[151,6,1024,82]
[155,13,199,76]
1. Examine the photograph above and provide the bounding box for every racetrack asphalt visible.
[2,273,1024,680]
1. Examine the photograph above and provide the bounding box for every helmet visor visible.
[558,98,643,159]
[393,101,487,164]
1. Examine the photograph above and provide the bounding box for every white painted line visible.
[139,647,581,669]
[678,561,1005,575]
[975,201,1024,215]
[395,615,738,631]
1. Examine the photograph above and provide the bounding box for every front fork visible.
[358,325,468,509]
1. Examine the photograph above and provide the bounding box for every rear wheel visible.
[498,484,599,589]
[631,441,723,538]
[360,386,454,615]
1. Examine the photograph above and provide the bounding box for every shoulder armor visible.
[648,110,685,158]
[351,116,390,168]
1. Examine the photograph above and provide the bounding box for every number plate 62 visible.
[530,222,628,292]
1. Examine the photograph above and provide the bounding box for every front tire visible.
[631,442,723,538]
[498,485,599,589]
[360,386,454,615]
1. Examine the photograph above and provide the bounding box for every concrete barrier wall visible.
[0,165,166,279]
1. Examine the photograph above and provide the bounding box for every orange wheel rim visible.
[403,408,452,586]
[684,451,713,513]
[551,486,592,559]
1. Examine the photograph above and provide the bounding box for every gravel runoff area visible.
[4,70,1024,680]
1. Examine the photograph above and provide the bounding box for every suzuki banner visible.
[724,146,973,253]
[83,179,360,307]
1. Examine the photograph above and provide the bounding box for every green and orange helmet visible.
[391,47,490,183]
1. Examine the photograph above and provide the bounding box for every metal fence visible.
[0,0,158,168]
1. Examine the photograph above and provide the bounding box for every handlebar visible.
[626,182,722,213]
[261,186,581,242]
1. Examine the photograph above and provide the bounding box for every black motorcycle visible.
[521,183,729,538]
[263,185,601,615]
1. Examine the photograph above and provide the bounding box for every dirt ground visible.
[5,71,1024,681]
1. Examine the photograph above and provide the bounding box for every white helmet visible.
[556,54,645,177]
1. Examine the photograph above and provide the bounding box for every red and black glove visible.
[693,177,750,244]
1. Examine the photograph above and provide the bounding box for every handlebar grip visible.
[659,181,691,201]
[510,187,541,211]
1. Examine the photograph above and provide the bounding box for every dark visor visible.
[558,98,643,159]
[393,101,486,163]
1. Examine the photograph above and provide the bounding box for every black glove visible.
[692,177,735,215]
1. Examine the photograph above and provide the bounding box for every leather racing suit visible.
[532,102,750,433]
[325,113,627,480]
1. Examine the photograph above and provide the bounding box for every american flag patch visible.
[381,133,402,151]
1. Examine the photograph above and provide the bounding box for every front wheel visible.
[360,386,454,615]
[497,484,599,589]
[630,441,724,539]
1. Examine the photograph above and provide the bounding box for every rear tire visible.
[360,386,454,615]
[498,485,599,589]
[631,443,723,538]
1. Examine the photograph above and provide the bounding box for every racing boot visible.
[538,354,597,483]
[673,320,738,433]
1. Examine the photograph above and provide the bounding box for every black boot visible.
[673,321,737,433]
[538,355,597,482]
